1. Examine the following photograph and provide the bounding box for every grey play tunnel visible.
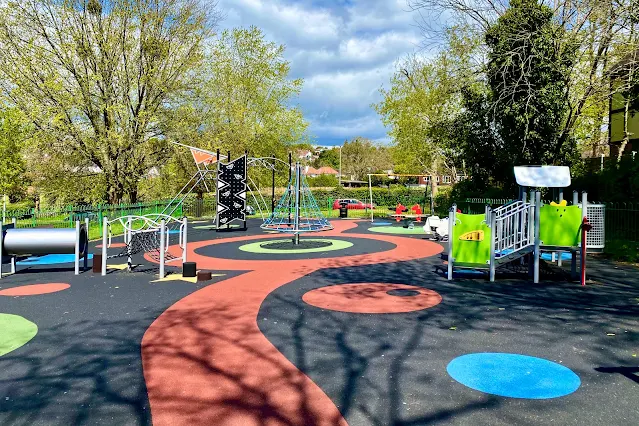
[1,219,89,278]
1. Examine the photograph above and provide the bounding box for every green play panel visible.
[539,205,581,247]
[452,213,492,265]
[0,313,38,357]
[369,226,425,235]
[239,238,353,254]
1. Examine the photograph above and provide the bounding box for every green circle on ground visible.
[0,313,38,357]
[369,226,425,235]
[239,238,353,254]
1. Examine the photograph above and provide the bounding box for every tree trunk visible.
[618,97,631,162]
[128,189,138,204]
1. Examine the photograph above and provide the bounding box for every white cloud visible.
[217,0,426,145]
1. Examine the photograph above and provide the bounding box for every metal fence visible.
[603,202,639,242]
[3,200,183,239]
[5,196,636,243]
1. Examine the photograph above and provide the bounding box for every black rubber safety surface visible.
[258,257,639,426]
[1,218,638,426]
[0,267,241,426]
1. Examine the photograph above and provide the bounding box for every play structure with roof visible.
[443,166,603,285]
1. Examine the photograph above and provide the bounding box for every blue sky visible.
[217,0,426,146]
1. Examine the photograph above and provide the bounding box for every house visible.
[297,150,313,161]
[303,166,339,177]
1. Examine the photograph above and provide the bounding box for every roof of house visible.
[317,166,338,175]
[303,166,320,175]
[303,166,338,175]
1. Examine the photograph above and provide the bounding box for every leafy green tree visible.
[0,108,27,201]
[163,26,308,191]
[179,26,308,157]
[375,27,481,193]
[341,137,392,181]
[0,0,218,203]
[485,0,577,167]
[313,148,340,169]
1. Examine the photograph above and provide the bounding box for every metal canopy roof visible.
[514,166,571,188]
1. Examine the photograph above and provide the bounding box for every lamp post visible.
[338,145,343,186]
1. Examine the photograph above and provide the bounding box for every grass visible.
[602,239,639,264]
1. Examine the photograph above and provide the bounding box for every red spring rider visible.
[411,204,422,222]
[395,203,407,222]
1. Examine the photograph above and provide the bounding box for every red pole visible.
[581,217,592,286]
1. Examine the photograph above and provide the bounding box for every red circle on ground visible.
[0,283,70,296]
[302,283,442,313]
[96,243,127,248]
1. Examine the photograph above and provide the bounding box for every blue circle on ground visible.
[17,254,94,266]
[447,353,580,399]
[372,221,393,226]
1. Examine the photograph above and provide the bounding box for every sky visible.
[217,0,427,147]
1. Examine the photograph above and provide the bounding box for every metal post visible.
[489,208,496,282]
[288,152,292,226]
[368,174,374,223]
[338,146,342,186]
[533,191,541,284]
[10,217,16,274]
[74,220,80,275]
[559,189,564,202]
[447,205,455,280]
[102,217,108,276]
[182,217,188,263]
[293,163,301,245]
[572,190,578,206]
[2,194,5,223]
[581,191,588,283]
[159,219,166,278]
[84,217,89,271]
[127,217,132,272]
[271,154,276,213]
[0,219,3,279]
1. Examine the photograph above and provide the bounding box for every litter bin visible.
[339,201,348,218]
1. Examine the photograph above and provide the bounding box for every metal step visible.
[495,245,534,266]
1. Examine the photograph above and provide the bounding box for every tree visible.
[174,26,308,158]
[485,0,577,167]
[163,26,308,191]
[0,108,28,201]
[0,0,218,203]
[313,148,340,169]
[374,26,481,193]
[408,0,639,162]
[340,137,392,181]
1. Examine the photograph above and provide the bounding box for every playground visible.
[1,161,638,425]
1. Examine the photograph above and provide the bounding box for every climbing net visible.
[102,214,187,274]
[261,164,332,234]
